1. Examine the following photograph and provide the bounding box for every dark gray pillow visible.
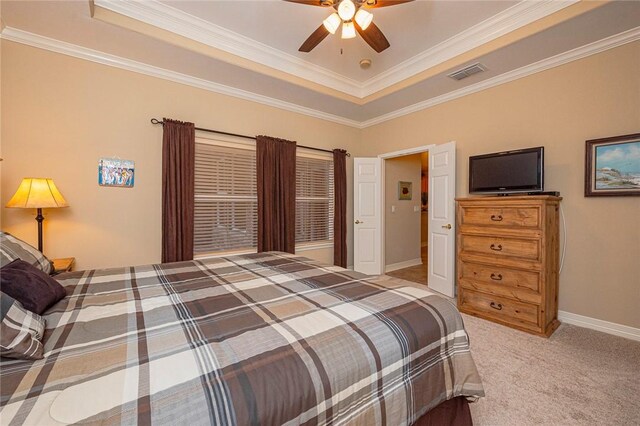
[0,259,66,315]
[0,231,53,275]
[1,292,45,360]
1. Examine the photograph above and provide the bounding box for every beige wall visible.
[0,41,358,270]
[2,39,639,329]
[359,42,640,328]
[384,154,422,267]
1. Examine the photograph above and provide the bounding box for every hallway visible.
[386,246,428,286]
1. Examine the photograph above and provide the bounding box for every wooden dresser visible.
[456,196,561,337]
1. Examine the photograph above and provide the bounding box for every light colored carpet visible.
[462,314,640,425]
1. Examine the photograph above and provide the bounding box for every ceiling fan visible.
[285,0,414,53]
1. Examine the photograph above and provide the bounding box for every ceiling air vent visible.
[448,63,486,81]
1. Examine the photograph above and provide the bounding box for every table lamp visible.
[6,178,68,252]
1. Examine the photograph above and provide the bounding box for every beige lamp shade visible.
[6,178,68,209]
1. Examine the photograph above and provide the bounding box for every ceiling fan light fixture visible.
[323,13,341,34]
[338,0,356,21]
[341,21,356,39]
[354,9,373,30]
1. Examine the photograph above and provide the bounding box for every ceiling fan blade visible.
[299,24,330,52]
[283,0,329,6]
[355,21,390,53]
[365,0,414,8]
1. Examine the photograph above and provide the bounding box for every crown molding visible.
[93,0,579,99]
[0,27,361,128]
[93,0,363,98]
[360,0,578,95]
[360,26,640,128]
[2,26,637,130]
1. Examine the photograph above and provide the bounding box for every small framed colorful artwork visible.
[98,158,135,188]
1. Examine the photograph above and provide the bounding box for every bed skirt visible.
[414,397,472,426]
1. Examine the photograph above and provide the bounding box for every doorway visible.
[385,152,429,286]
[353,142,456,297]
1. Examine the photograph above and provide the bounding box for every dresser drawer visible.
[459,261,540,293]
[460,206,540,228]
[460,235,540,261]
[459,288,540,328]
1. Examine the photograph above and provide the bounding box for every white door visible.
[428,141,457,297]
[353,157,383,275]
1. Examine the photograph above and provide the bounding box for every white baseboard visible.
[385,258,423,273]
[558,310,640,342]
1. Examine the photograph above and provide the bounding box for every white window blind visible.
[194,138,334,257]
[194,141,257,255]
[296,155,334,245]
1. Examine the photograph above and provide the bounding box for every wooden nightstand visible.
[52,257,75,274]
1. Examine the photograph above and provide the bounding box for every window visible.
[296,154,334,245]
[194,140,257,256]
[194,137,334,257]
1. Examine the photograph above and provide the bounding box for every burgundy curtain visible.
[162,118,195,263]
[333,149,347,267]
[256,136,296,254]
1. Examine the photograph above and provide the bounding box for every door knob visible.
[441,224,452,230]
[355,220,364,224]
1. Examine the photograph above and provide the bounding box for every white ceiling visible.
[159,0,518,81]
[1,1,639,127]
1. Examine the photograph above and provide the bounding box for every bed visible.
[0,252,484,425]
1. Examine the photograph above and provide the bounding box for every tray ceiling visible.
[1,0,638,127]
[158,0,518,81]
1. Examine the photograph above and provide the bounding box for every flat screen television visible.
[469,147,544,195]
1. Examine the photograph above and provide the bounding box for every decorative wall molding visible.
[385,258,423,273]
[360,26,640,128]
[558,310,640,342]
[0,27,361,128]
[360,0,578,95]
[93,0,362,98]
[93,0,578,98]
[2,25,638,129]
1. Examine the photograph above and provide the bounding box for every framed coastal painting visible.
[98,158,135,188]
[585,133,640,197]
[398,181,412,200]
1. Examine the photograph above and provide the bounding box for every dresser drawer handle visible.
[490,244,503,251]
[490,273,503,281]
[490,302,503,310]
[491,214,503,221]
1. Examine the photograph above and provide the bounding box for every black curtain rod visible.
[150,118,350,156]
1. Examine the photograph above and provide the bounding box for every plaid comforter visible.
[0,252,483,425]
